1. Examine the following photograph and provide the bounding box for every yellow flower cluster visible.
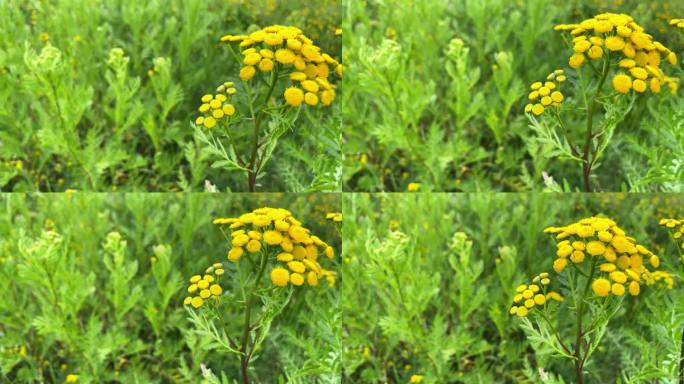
[183,263,225,309]
[524,69,567,116]
[325,212,342,222]
[510,272,564,317]
[544,217,669,298]
[213,207,337,288]
[195,81,238,129]
[670,18,684,29]
[659,218,684,249]
[221,25,342,107]
[555,13,677,94]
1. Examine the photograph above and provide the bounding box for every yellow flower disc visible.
[209,284,222,296]
[191,297,204,308]
[605,36,625,51]
[228,247,244,261]
[586,241,606,256]
[222,104,236,116]
[271,267,290,287]
[240,66,256,80]
[304,92,319,106]
[633,79,647,93]
[612,74,632,94]
[531,104,544,116]
[628,281,640,296]
[516,306,528,317]
[246,239,261,253]
[284,87,304,106]
[592,278,611,297]
[263,230,283,245]
[611,283,625,296]
[259,58,274,72]
[307,271,319,286]
[290,272,304,286]
[553,258,568,273]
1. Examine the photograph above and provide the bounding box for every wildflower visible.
[407,182,421,192]
[545,216,670,298]
[65,374,79,383]
[184,265,224,309]
[525,70,566,116]
[592,278,611,296]
[195,81,238,129]
[409,375,424,383]
[284,87,304,106]
[221,25,341,108]
[659,218,684,249]
[670,18,684,30]
[326,212,342,222]
[214,207,337,288]
[556,13,677,95]
[510,273,563,317]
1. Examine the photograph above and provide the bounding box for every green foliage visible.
[0,193,341,383]
[344,0,684,192]
[0,0,342,192]
[342,193,684,382]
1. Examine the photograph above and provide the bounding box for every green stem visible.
[574,258,597,384]
[582,54,610,192]
[247,68,279,192]
[239,249,268,384]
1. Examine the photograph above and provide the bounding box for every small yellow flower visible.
[407,182,421,192]
[65,374,79,383]
[240,66,256,81]
[284,87,304,106]
[290,272,305,286]
[592,278,611,297]
[612,74,632,94]
[271,267,290,287]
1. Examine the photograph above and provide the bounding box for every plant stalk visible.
[581,54,610,192]
[239,250,268,384]
[247,68,279,192]
[574,259,597,384]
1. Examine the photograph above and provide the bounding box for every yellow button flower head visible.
[194,80,239,129]
[544,216,671,298]
[221,25,341,108]
[212,207,337,288]
[592,278,611,297]
[184,265,225,309]
[659,218,684,250]
[525,70,566,117]
[509,273,562,317]
[284,87,304,106]
[555,13,677,95]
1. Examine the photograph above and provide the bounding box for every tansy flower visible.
[221,25,341,108]
[510,272,562,317]
[545,216,671,298]
[214,207,337,288]
[326,212,342,222]
[195,81,238,129]
[407,182,421,192]
[556,13,677,95]
[184,265,225,309]
[525,69,566,116]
